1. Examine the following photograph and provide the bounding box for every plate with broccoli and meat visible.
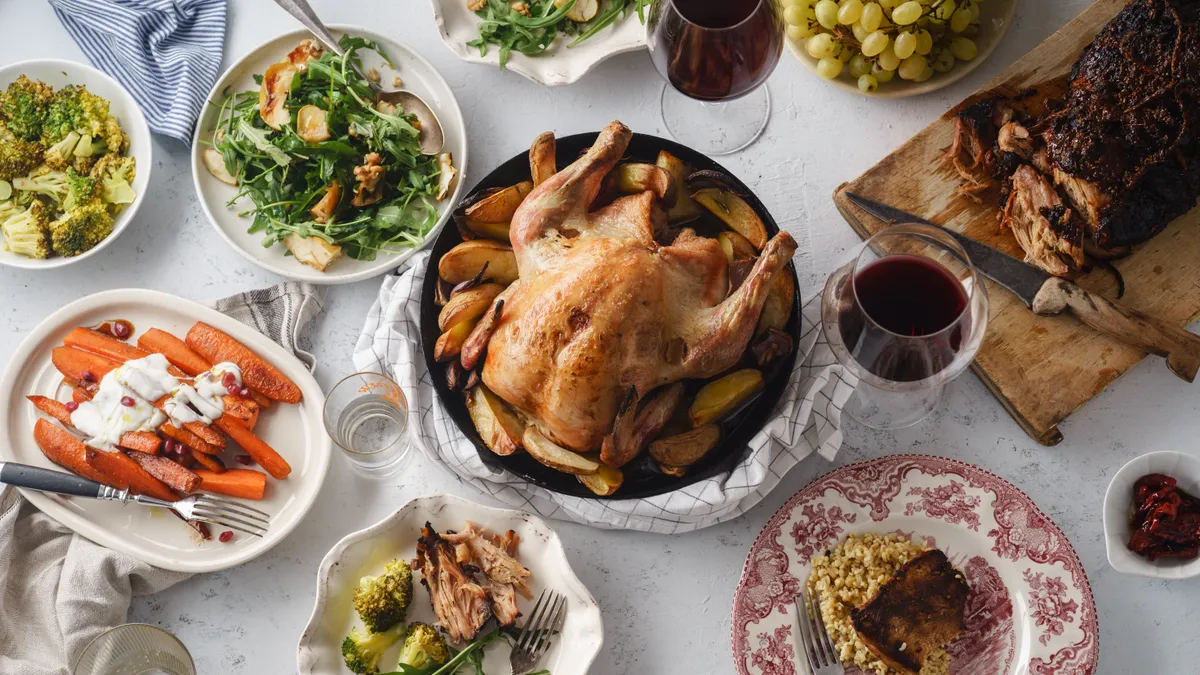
[299,494,602,675]
[0,59,151,270]
[192,27,468,284]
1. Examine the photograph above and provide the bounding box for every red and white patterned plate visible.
[731,455,1098,675]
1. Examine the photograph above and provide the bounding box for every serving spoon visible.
[272,0,446,155]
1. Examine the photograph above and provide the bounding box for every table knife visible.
[843,191,1200,383]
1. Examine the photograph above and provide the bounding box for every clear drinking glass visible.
[647,0,785,155]
[73,624,195,675]
[323,372,410,478]
[820,223,989,429]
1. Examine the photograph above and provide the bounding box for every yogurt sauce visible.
[71,354,243,450]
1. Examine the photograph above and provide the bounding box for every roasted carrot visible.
[71,386,90,403]
[129,453,201,493]
[186,322,301,403]
[84,448,177,502]
[139,327,271,409]
[32,419,113,485]
[189,449,226,474]
[194,468,267,500]
[214,415,291,479]
[184,421,226,449]
[159,422,220,455]
[118,431,162,455]
[27,394,73,426]
[51,346,120,385]
[221,395,259,430]
[64,327,149,363]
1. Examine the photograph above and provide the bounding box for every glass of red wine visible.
[647,0,785,155]
[820,223,990,429]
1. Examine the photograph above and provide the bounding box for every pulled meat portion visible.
[443,521,532,628]
[413,523,492,642]
[1001,166,1084,276]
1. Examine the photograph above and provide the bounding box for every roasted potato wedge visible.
[657,462,688,478]
[467,385,524,456]
[755,271,796,336]
[656,151,702,224]
[523,429,600,475]
[616,163,676,207]
[434,318,475,362]
[529,132,557,187]
[578,464,624,496]
[464,181,533,224]
[689,368,765,427]
[692,188,767,249]
[719,230,758,262]
[439,283,504,331]
[649,424,721,467]
[439,240,519,285]
[462,218,512,243]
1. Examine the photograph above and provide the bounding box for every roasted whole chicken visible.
[461,122,797,468]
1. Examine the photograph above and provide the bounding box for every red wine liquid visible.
[649,0,784,101]
[840,255,969,382]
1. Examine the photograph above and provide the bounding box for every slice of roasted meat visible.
[1001,165,1084,276]
[413,522,492,642]
[443,521,533,628]
[850,550,970,675]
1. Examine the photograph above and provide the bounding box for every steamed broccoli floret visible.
[13,168,69,204]
[0,120,42,181]
[50,201,112,257]
[0,75,53,141]
[1,200,51,259]
[341,626,403,675]
[63,168,99,211]
[91,154,136,204]
[44,131,81,171]
[396,622,450,670]
[42,85,109,145]
[352,558,413,633]
[100,116,128,156]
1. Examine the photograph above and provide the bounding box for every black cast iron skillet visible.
[419,131,802,500]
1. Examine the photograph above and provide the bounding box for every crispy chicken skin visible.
[475,121,797,463]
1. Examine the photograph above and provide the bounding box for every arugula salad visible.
[466,0,652,68]
[203,36,455,272]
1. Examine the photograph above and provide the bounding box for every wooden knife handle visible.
[1032,277,1200,382]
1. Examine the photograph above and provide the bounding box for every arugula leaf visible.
[469,0,650,68]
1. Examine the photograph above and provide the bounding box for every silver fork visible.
[510,589,566,675]
[0,462,270,536]
[795,590,845,675]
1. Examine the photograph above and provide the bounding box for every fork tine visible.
[811,591,839,664]
[523,592,561,655]
[794,596,820,673]
[192,514,266,537]
[538,594,567,655]
[804,591,830,667]
[194,494,271,519]
[190,504,269,530]
[191,510,267,537]
[531,594,564,654]
[516,589,550,652]
[190,500,270,524]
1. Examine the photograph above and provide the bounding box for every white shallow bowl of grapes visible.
[782,0,1017,97]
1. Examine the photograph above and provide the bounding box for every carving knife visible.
[843,191,1200,383]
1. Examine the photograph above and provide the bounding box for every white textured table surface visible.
[3,1,1198,673]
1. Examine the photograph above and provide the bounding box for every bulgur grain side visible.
[804,533,950,675]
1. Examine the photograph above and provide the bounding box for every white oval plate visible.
[0,289,332,573]
[298,494,603,675]
[731,455,1099,675]
[430,0,647,86]
[0,59,152,269]
[1103,451,1200,580]
[788,0,1017,98]
[191,26,468,284]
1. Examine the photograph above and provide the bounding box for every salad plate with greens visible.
[432,0,651,85]
[192,27,467,284]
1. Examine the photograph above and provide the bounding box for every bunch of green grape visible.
[783,0,985,92]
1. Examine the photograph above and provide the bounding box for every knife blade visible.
[843,192,1048,308]
[841,191,1200,382]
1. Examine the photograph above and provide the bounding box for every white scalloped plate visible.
[297,494,603,674]
[0,289,331,573]
[430,0,647,85]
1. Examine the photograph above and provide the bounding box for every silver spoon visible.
[272,0,446,155]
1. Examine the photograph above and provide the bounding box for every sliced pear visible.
[467,385,522,456]
[259,62,297,130]
[523,428,600,475]
[656,151,702,224]
[296,105,331,142]
[718,230,758,262]
[284,233,341,271]
[756,271,796,336]
[616,163,676,207]
[438,240,519,285]
[464,181,533,224]
[529,132,557,187]
[202,148,237,186]
[439,283,503,331]
[436,152,457,201]
[434,318,476,362]
[578,464,624,496]
[556,0,599,21]
[689,369,765,427]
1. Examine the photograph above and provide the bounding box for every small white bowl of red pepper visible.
[1103,451,1200,579]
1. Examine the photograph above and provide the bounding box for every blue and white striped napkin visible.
[47,0,227,145]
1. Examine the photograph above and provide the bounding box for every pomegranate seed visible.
[225,383,240,396]
[112,322,131,339]
[222,372,237,388]
[81,370,96,383]
[65,401,79,413]
[120,396,136,407]
[239,387,250,398]
[219,530,234,543]
[234,454,254,466]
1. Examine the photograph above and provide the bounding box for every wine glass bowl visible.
[821,223,989,429]
[647,0,785,155]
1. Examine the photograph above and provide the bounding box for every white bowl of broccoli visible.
[0,59,152,269]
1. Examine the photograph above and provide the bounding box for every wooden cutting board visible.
[834,0,1200,446]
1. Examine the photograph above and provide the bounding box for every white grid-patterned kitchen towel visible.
[353,252,854,534]
[0,283,322,675]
